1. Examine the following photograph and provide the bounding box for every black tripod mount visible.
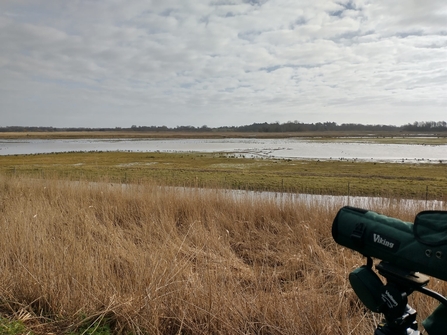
[355,259,447,335]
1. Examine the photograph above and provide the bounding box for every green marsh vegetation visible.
[0,151,446,201]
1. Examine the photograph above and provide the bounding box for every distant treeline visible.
[1,121,447,133]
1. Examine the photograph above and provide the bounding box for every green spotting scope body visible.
[332,206,447,282]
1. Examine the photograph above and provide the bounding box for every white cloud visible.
[1,0,446,127]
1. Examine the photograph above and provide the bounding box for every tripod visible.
[350,259,447,335]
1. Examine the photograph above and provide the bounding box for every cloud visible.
[1,0,447,127]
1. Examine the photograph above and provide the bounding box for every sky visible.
[1,0,446,128]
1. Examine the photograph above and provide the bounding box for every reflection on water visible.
[169,186,445,211]
[1,138,446,163]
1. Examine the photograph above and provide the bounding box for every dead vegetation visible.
[0,175,445,334]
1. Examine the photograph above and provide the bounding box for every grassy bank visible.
[1,131,447,143]
[0,152,446,200]
[0,175,445,334]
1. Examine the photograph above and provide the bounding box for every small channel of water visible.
[209,188,445,211]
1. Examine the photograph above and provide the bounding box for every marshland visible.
[0,132,446,334]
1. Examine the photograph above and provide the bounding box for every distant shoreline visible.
[1,130,446,140]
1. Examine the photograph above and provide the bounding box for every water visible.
[1,138,446,163]
[219,188,445,210]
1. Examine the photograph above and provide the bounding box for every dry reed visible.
[0,175,445,334]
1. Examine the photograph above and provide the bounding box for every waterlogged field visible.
[1,136,447,162]
[0,151,446,200]
[1,175,446,335]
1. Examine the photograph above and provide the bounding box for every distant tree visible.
[402,121,447,132]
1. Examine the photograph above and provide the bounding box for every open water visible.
[0,138,446,163]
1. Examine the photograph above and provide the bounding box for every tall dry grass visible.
[0,175,445,334]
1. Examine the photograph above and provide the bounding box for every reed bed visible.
[0,175,445,334]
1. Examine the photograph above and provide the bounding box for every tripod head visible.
[374,306,419,335]
[350,258,447,335]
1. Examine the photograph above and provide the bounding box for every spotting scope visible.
[332,206,447,335]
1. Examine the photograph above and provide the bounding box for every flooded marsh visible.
[1,137,446,164]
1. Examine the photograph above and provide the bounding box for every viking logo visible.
[373,234,394,248]
[369,232,400,252]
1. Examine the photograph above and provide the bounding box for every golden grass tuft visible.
[0,175,445,334]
